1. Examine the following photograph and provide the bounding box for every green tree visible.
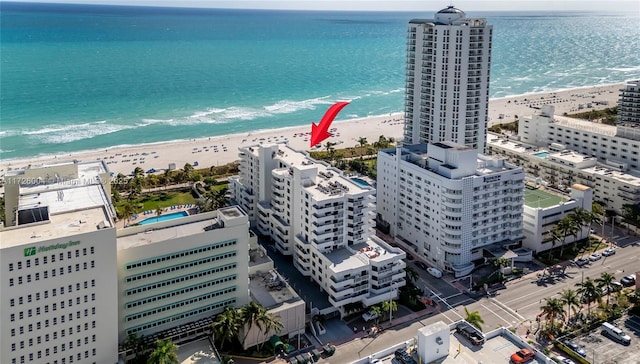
[381,300,398,322]
[540,297,565,332]
[256,313,284,351]
[464,307,484,331]
[596,272,616,306]
[404,266,419,283]
[147,339,179,364]
[121,201,137,226]
[240,302,267,348]
[357,137,368,154]
[557,216,579,257]
[577,277,601,319]
[560,289,580,324]
[211,306,241,351]
[592,202,606,237]
[370,305,383,326]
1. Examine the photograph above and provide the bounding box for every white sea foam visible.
[26,121,133,144]
[607,66,640,72]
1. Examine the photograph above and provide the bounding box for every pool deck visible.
[117,205,194,229]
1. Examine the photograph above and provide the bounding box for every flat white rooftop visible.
[1,183,113,248]
[117,215,220,250]
[553,115,617,136]
[325,236,404,272]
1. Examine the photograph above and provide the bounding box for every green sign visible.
[23,240,81,256]
[24,247,36,257]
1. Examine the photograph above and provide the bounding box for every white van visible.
[601,322,631,345]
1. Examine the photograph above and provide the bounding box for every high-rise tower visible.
[403,6,492,152]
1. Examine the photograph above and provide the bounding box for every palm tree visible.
[557,216,579,257]
[357,137,368,154]
[370,305,383,326]
[381,300,398,322]
[596,272,616,305]
[559,289,580,324]
[211,306,241,351]
[257,313,284,351]
[540,298,565,332]
[464,307,484,331]
[240,302,267,348]
[576,277,601,319]
[547,229,561,261]
[121,201,137,226]
[592,202,606,238]
[147,339,179,364]
[155,206,163,222]
[404,266,419,283]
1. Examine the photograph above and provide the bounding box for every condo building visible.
[403,6,492,152]
[519,105,640,172]
[230,143,406,316]
[618,80,640,130]
[116,206,251,343]
[376,142,524,277]
[1,161,119,364]
[487,133,640,214]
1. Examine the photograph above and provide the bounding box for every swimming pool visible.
[533,151,550,158]
[351,177,371,187]
[137,211,189,225]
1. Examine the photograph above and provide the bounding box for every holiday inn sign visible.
[24,240,81,256]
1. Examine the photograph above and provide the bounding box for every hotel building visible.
[403,6,492,152]
[230,143,406,316]
[618,80,640,128]
[376,142,524,277]
[116,206,251,343]
[487,133,640,215]
[1,161,119,364]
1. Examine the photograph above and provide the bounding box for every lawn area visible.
[117,190,196,213]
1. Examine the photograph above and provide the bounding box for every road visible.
[321,241,639,364]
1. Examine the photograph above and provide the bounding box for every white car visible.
[369,358,381,364]
[555,355,576,364]
[602,248,616,256]
[589,253,602,261]
[362,310,379,322]
[427,267,443,278]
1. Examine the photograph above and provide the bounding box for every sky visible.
[5,0,640,12]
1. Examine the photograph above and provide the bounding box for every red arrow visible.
[310,101,350,147]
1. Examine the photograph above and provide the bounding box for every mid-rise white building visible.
[518,105,640,172]
[404,6,492,152]
[230,143,406,316]
[522,184,593,254]
[116,206,251,343]
[377,142,524,277]
[487,132,640,214]
[1,161,119,364]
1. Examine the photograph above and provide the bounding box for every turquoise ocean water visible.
[1,2,639,160]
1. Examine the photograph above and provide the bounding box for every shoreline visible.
[0,83,624,178]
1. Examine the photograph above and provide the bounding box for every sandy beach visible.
[0,83,623,178]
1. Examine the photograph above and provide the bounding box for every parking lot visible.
[571,315,640,364]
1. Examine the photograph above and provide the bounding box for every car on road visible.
[369,358,381,364]
[362,310,379,322]
[427,267,443,278]
[455,322,485,346]
[554,355,576,364]
[415,261,428,270]
[563,340,587,357]
[621,273,636,287]
[590,228,596,234]
[510,348,535,363]
[602,247,616,256]
[574,258,589,267]
[589,253,602,261]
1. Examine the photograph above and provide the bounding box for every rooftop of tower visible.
[409,5,487,26]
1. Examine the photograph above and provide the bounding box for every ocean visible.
[1,2,639,161]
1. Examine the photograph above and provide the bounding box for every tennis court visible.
[523,186,565,208]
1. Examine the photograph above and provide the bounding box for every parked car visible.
[589,253,602,261]
[563,340,587,357]
[602,322,631,345]
[574,258,589,267]
[554,355,576,364]
[621,274,636,287]
[427,267,443,278]
[602,247,616,256]
[415,261,428,270]
[362,310,379,322]
[611,281,623,292]
[455,322,485,346]
[394,349,416,364]
[322,344,336,357]
[510,348,535,363]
